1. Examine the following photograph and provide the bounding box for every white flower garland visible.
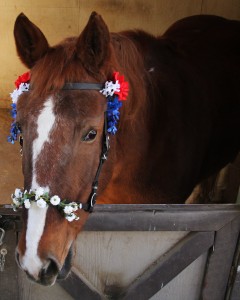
[12,188,82,222]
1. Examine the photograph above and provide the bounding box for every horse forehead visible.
[33,97,56,155]
[31,97,56,190]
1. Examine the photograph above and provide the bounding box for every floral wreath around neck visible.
[8,71,129,221]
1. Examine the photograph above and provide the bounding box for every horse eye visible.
[83,129,97,142]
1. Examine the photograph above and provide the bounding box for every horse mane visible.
[110,31,151,122]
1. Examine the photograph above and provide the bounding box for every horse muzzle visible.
[15,247,73,286]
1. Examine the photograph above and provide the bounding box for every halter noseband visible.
[62,82,109,213]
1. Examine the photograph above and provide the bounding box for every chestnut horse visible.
[13,12,240,285]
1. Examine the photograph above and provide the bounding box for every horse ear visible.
[14,13,49,68]
[77,12,110,73]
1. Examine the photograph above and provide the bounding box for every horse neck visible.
[110,31,152,131]
[110,31,151,148]
[98,32,156,202]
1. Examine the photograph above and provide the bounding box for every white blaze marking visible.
[22,97,56,278]
[22,202,48,278]
[32,98,56,189]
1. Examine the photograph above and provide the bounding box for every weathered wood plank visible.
[18,269,74,300]
[84,204,240,232]
[229,264,240,300]
[1,204,240,232]
[0,205,22,216]
[226,227,240,300]
[122,231,214,300]
[0,206,239,299]
[74,231,189,295]
[59,269,102,300]
[2,203,240,213]
[150,252,208,300]
[0,230,19,300]
[201,218,240,300]
[228,243,240,300]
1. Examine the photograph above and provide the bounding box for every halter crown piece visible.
[9,71,129,221]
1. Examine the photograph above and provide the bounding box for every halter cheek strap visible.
[62,82,109,213]
[82,112,110,213]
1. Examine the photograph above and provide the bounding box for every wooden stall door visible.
[0,205,240,300]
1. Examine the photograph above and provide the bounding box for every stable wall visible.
[0,0,240,103]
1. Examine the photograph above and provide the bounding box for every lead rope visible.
[83,112,110,213]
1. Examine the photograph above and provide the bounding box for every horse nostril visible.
[39,259,59,285]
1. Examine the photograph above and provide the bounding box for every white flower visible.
[18,82,30,93]
[36,198,47,208]
[100,81,120,97]
[13,198,20,206]
[10,89,19,104]
[64,205,73,214]
[24,199,31,209]
[14,188,22,198]
[69,202,78,212]
[66,213,79,222]
[10,83,29,104]
[35,187,45,199]
[50,195,61,206]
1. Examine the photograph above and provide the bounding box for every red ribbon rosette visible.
[15,72,30,88]
[113,72,129,101]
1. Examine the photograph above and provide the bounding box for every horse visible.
[12,12,240,286]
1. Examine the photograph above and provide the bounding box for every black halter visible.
[62,82,109,213]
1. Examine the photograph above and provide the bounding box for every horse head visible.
[13,12,122,285]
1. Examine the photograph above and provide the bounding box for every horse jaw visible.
[57,245,73,280]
